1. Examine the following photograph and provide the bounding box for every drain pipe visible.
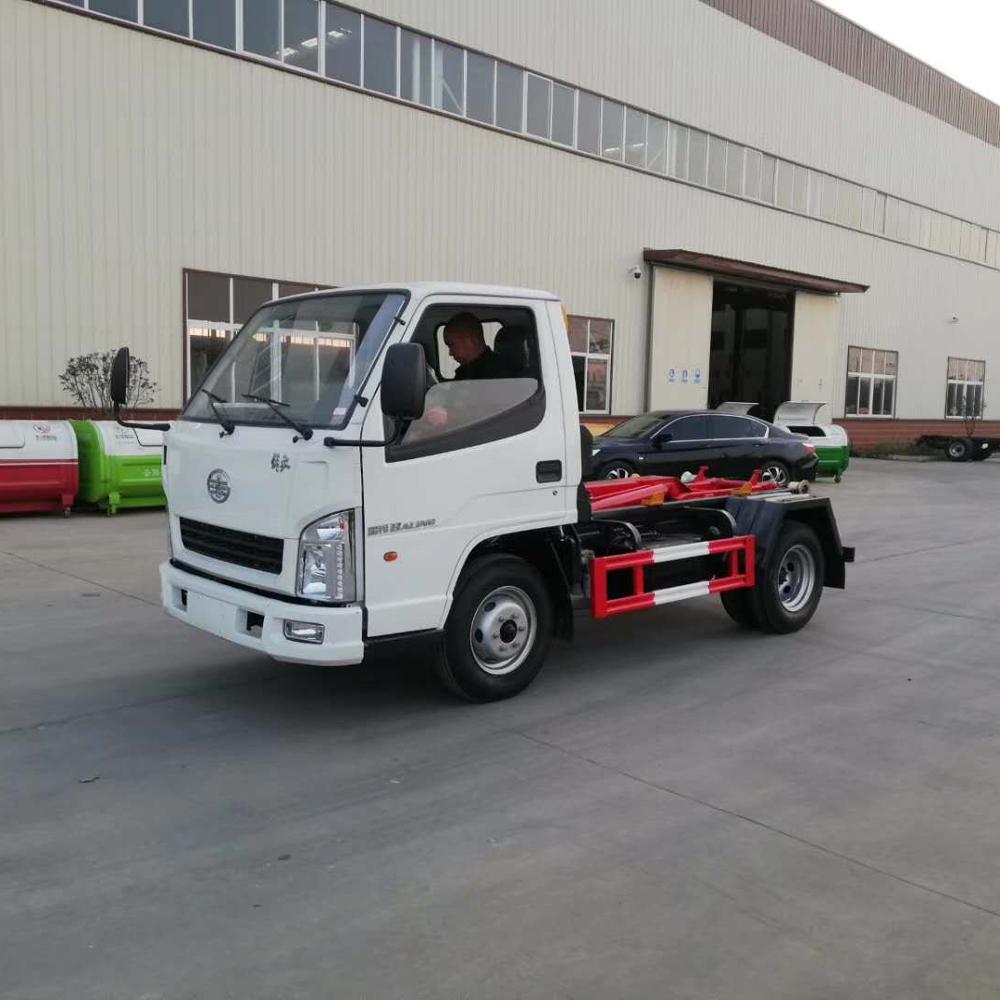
[642,259,656,413]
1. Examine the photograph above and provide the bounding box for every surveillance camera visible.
[630,265,643,280]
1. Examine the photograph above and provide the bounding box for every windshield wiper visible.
[199,388,235,437]
[241,393,313,441]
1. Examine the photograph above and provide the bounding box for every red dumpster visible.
[0,421,79,516]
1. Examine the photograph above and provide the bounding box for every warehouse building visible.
[2,0,999,445]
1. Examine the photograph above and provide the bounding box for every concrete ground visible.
[3,458,1000,1000]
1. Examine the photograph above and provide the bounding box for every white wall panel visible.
[648,270,713,410]
[2,0,999,423]
[791,293,840,405]
[366,0,1000,227]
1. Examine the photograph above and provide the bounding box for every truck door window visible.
[388,304,545,460]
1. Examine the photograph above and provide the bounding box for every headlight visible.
[296,510,357,602]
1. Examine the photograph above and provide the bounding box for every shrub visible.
[59,351,157,414]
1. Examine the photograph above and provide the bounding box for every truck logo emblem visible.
[206,468,231,503]
[270,453,291,472]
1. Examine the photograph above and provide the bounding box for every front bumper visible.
[160,561,364,666]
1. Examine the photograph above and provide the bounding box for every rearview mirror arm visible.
[322,417,404,449]
[113,403,172,433]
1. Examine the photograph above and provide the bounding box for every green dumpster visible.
[71,420,167,514]
[773,402,850,482]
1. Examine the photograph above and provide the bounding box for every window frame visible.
[386,300,547,463]
[665,414,710,442]
[709,414,768,439]
[183,268,330,402]
[566,314,614,415]
[945,357,986,420]
[843,346,899,419]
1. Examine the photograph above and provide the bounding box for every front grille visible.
[179,518,284,574]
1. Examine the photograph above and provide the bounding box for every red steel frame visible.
[591,535,756,619]
[585,467,778,513]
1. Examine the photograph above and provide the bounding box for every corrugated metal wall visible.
[356,0,1000,230]
[2,0,999,421]
[701,0,1000,148]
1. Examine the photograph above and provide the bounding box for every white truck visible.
[110,283,853,701]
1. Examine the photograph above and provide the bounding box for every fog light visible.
[283,620,325,644]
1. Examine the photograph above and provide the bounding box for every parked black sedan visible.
[588,411,818,485]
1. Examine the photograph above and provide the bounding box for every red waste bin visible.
[0,421,79,516]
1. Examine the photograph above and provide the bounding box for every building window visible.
[567,315,613,414]
[946,358,985,419]
[284,0,320,72]
[526,74,552,139]
[431,40,464,115]
[601,100,624,161]
[465,52,496,125]
[144,0,189,36]
[576,91,601,155]
[845,347,898,417]
[184,270,328,400]
[551,83,575,146]
[363,16,398,95]
[624,108,646,168]
[325,3,362,85]
[192,0,235,49]
[90,0,136,20]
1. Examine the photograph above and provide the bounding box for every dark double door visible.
[708,283,793,421]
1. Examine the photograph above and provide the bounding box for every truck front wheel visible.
[751,522,825,633]
[435,555,554,702]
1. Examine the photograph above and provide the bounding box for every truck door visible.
[360,297,573,637]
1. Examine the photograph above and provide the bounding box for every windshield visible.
[602,414,665,439]
[183,291,406,431]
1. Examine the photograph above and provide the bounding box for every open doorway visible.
[708,282,793,420]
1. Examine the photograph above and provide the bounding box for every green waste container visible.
[772,402,850,482]
[71,420,167,514]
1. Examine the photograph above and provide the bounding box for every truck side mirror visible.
[653,430,672,448]
[110,347,131,408]
[380,342,427,421]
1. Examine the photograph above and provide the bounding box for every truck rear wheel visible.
[435,555,554,702]
[946,437,973,462]
[751,522,824,634]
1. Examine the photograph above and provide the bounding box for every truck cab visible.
[111,283,852,701]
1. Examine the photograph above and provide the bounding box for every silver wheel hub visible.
[470,586,536,676]
[777,543,816,613]
[606,466,630,480]
[763,464,788,485]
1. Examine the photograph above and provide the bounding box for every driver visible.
[442,312,515,380]
[421,312,517,431]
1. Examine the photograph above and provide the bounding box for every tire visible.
[760,460,790,486]
[750,522,825,634]
[971,443,993,462]
[721,588,759,628]
[601,460,636,480]
[434,555,554,702]
[946,438,973,462]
